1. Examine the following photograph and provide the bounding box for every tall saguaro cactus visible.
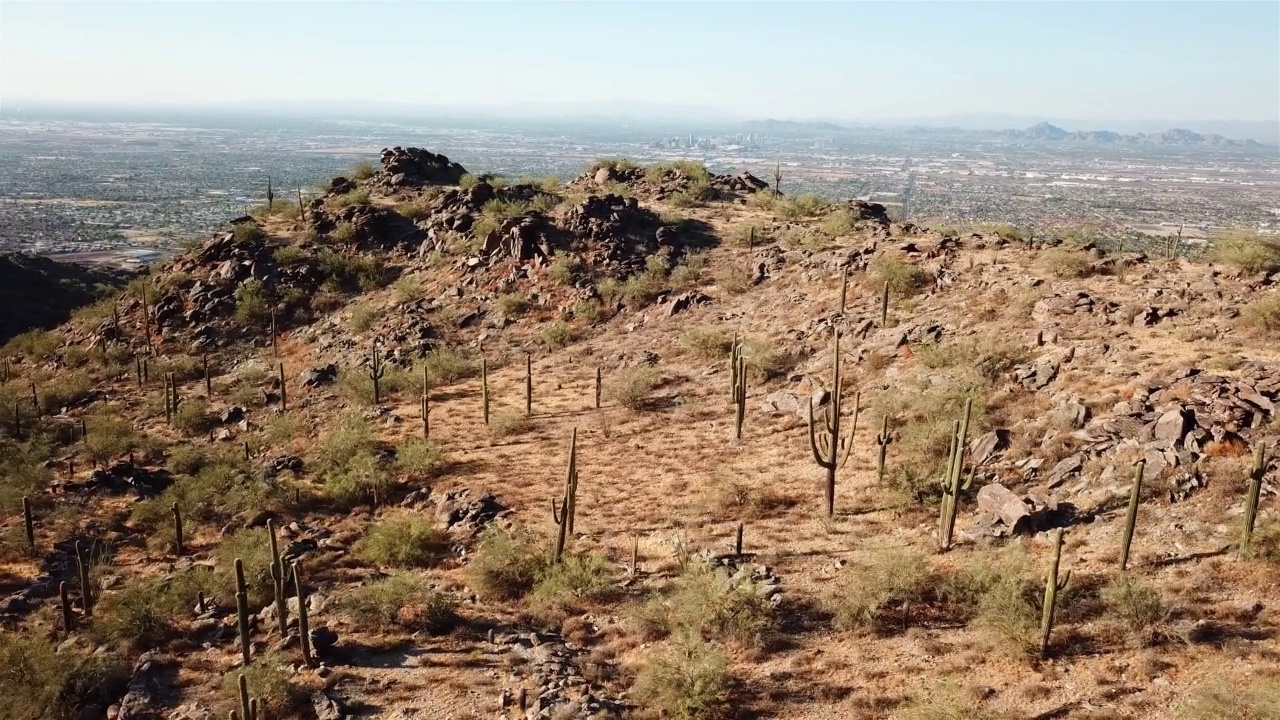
[1241,442,1268,557]
[875,416,892,485]
[880,281,890,326]
[938,399,973,551]
[594,366,602,410]
[1120,459,1146,570]
[525,353,533,416]
[172,503,184,556]
[481,356,490,425]
[551,428,580,563]
[277,363,287,412]
[730,339,747,441]
[808,329,857,517]
[839,269,849,314]
[234,558,251,666]
[266,175,274,211]
[76,540,93,618]
[1040,528,1072,658]
[368,343,386,405]
[22,496,34,549]
[772,162,782,198]
[421,365,431,439]
[267,520,288,638]
[292,561,316,668]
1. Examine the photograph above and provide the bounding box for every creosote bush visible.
[870,253,931,297]
[635,561,774,647]
[357,514,449,568]
[1211,231,1280,274]
[396,437,445,475]
[0,634,130,720]
[1243,293,1280,333]
[1041,247,1096,278]
[417,347,475,385]
[681,327,733,360]
[494,292,531,317]
[827,548,931,634]
[338,575,459,633]
[1101,574,1176,647]
[541,319,577,349]
[218,651,304,719]
[607,364,661,411]
[631,632,731,720]
[467,525,548,600]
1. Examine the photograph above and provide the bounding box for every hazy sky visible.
[2,1,1277,122]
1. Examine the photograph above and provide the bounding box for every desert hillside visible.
[1,147,1278,720]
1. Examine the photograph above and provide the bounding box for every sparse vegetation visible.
[827,548,931,634]
[467,525,548,600]
[541,319,576,349]
[607,364,661,410]
[631,633,731,720]
[338,574,459,633]
[357,514,449,568]
[1211,230,1280,274]
[870,253,931,297]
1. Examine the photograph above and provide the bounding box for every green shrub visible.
[233,278,273,324]
[827,549,930,634]
[669,252,706,289]
[0,634,129,720]
[607,364,661,411]
[395,199,433,221]
[396,438,445,475]
[173,398,213,436]
[348,302,383,332]
[338,575,458,633]
[1244,293,1280,333]
[328,221,357,244]
[1211,231,1280,274]
[541,320,576,349]
[682,327,733,360]
[890,683,1014,720]
[83,412,141,466]
[218,651,303,719]
[316,249,386,290]
[458,173,479,190]
[1101,574,1173,647]
[417,348,475,385]
[357,515,449,568]
[392,275,427,303]
[975,570,1041,657]
[232,223,266,243]
[36,370,95,415]
[575,300,601,323]
[494,293,531,317]
[1041,247,1095,278]
[466,525,548,600]
[95,570,218,649]
[870,253,931,297]
[637,562,773,646]
[215,527,276,607]
[530,553,617,614]
[589,158,638,173]
[350,161,378,181]
[4,329,64,359]
[645,160,711,184]
[547,255,581,286]
[819,208,860,238]
[597,277,623,304]
[489,411,533,438]
[631,633,731,720]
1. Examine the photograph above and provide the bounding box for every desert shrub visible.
[489,411,533,438]
[167,446,208,476]
[819,207,860,238]
[328,221,357,244]
[0,634,129,720]
[607,364,661,411]
[596,277,623,305]
[95,571,220,649]
[232,223,266,243]
[682,327,733,360]
[1102,574,1175,647]
[631,633,731,720]
[322,450,390,509]
[645,160,710,184]
[172,398,213,436]
[530,553,617,615]
[575,300,601,323]
[396,438,444,475]
[738,336,791,381]
[417,347,475,385]
[482,197,532,220]
[357,514,448,568]
[1211,231,1280,274]
[251,200,300,221]
[214,527,277,606]
[637,562,774,646]
[1244,293,1280,333]
[873,380,987,503]
[913,335,1030,384]
[974,569,1041,657]
[1178,673,1280,719]
[338,574,458,633]
[332,187,371,208]
[83,412,141,466]
[458,173,479,189]
[669,252,707,289]
[716,263,753,294]
[467,525,548,600]
[395,199,433,221]
[870,253,931,297]
[621,273,667,309]
[36,370,95,415]
[391,275,427,303]
[348,302,382,332]
[1249,517,1280,564]
[1041,247,1095,278]
[263,413,307,449]
[704,478,797,521]
[233,278,273,324]
[316,249,386,290]
[547,255,581,286]
[494,293,531,317]
[530,192,560,213]
[350,161,378,180]
[590,158,638,173]
[827,548,931,634]
[729,222,766,247]
[541,320,577,349]
[4,329,64,359]
[218,651,304,719]
[131,455,266,536]
[154,354,205,382]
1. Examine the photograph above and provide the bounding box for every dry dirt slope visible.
[0,151,1278,720]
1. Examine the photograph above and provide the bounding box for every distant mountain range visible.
[999,122,1264,148]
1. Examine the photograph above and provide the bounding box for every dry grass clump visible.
[704,478,798,521]
[1100,574,1179,647]
[541,319,577,349]
[1177,672,1280,719]
[356,514,449,568]
[395,438,445,475]
[494,292,532,317]
[489,411,533,438]
[1210,231,1280,274]
[631,632,732,720]
[682,327,733,360]
[870,253,931,297]
[607,364,662,411]
[913,335,1030,384]
[337,575,458,633]
[1040,247,1096,278]
[417,347,475,385]
[1243,292,1280,333]
[890,683,1015,720]
[0,634,129,718]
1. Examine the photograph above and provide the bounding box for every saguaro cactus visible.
[238,673,253,720]
[730,339,747,441]
[277,363,287,412]
[421,365,431,439]
[481,356,490,425]
[1040,528,1072,658]
[234,558,251,666]
[839,269,849,314]
[551,428,580,563]
[76,540,93,618]
[297,187,306,223]
[368,343,386,405]
[1120,459,1146,570]
[807,329,858,517]
[938,399,974,551]
[266,174,274,211]
[734,523,745,556]
[267,520,287,638]
[22,496,34,549]
[594,366,602,409]
[269,309,278,354]
[203,353,212,396]
[1241,442,1268,557]
[880,280,890,326]
[875,416,892,485]
[172,503,184,556]
[525,353,533,416]
[772,162,782,198]
[292,561,316,667]
[59,581,74,635]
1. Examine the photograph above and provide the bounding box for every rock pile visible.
[370,147,468,189]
